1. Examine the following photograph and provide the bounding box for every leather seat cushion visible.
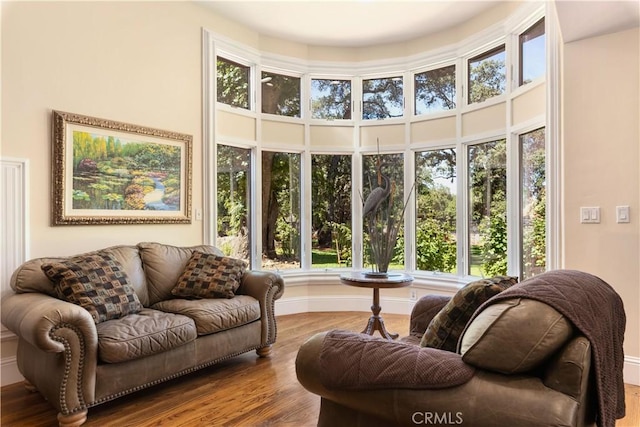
[152,295,261,336]
[96,308,197,363]
[460,298,573,374]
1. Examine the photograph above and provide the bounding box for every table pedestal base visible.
[361,288,399,339]
[340,272,413,341]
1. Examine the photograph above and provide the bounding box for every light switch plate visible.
[580,207,600,224]
[616,205,630,223]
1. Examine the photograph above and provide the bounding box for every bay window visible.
[208,6,550,281]
[311,154,353,268]
[261,151,301,270]
[468,45,506,104]
[468,139,508,277]
[519,18,546,86]
[414,65,456,115]
[261,71,301,117]
[216,144,252,265]
[311,79,352,120]
[520,128,546,278]
[362,76,404,120]
[217,56,251,110]
[362,153,405,270]
[415,149,457,273]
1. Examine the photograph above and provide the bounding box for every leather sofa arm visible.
[314,330,475,390]
[1,292,98,417]
[408,295,450,338]
[544,336,592,399]
[237,270,285,347]
[238,270,285,301]
[1,292,98,353]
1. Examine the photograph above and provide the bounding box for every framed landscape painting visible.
[52,110,192,225]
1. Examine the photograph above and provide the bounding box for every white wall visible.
[1,1,256,257]
[562,27,640,380]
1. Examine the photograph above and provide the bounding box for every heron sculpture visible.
[363,162,391,219]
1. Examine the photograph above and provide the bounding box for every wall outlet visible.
[409,289,417,301]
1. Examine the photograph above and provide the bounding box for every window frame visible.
[518,17,546,87]
[260,67,304,119]
[213,49,256,114]
[361,73,406,122]
[413,63,457,116]
[204,1,556,283]
[466,44,507,106]
[309,76,354,122]
[309,152,354,270]
[260,148,304,271]
[215,142,254,266]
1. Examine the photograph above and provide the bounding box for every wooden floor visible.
[1,311,639,427]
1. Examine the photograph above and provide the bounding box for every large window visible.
[311,79,352,120]
[520,18,545,86]
[311,154,353,268]
[468,46,506,104]
[415,149,457,273]
[217,145,252,264]
[520,128,546,278]
[362,153,405,271]
[261,151,301,270]
[362,76,404,120]
[217,56,250,110]
[468,139,507,276]
[414,65,456,115]
[262,71,301,117]
[209,8,549,278]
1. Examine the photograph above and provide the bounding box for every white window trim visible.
[202,1,559,283]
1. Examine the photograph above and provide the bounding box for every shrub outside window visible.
[468,46,506,104]
[520,128,546,278]
[414,65,456,115]
[415,149,457,273]
[311,79,352,120]
[468,139,507,276]
[262,71,301,117]
[216,57,250,110]
[362,76,404,120]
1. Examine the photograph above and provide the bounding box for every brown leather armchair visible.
[296,270,626,427]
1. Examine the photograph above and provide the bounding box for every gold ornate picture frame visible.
[52,110,192,225]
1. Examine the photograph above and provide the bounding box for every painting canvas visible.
[52,110,192,225]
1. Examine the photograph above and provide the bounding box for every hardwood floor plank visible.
[1,312,638,427]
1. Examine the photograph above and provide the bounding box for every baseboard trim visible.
[275,295,415,316]
[624,355,640,386]
[1,355,24,386]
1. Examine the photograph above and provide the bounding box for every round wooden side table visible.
[340,272,413,339]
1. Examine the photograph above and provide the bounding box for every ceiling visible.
[198,1,502,47]
[198,1,640,48]
[555,1,639,43]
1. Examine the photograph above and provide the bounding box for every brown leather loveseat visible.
[296,270,625,427]
[1,242,284,427]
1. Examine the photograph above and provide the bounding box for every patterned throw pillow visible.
[41,252,143,324]
[171,251,247,299]
[420,276,518,352]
